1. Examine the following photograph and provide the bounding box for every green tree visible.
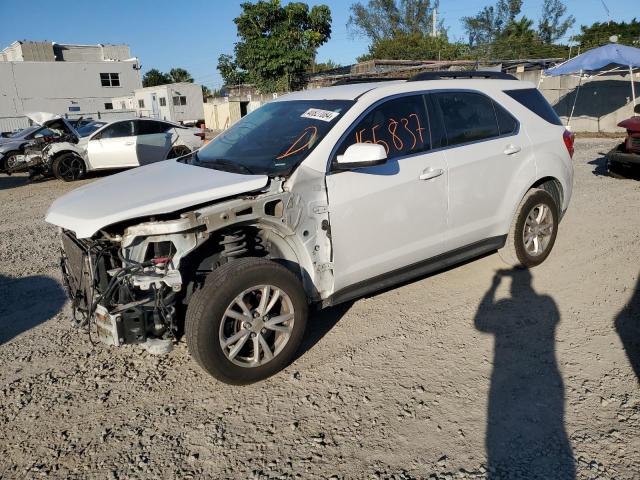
[168,68,194,83]
[142,68,171,87]
[218,0,332,92]
[462,0,523,46]
[347,0,441,42]
[360,32,470,61]
[572,19,640,49]
[217,53,250,86]
[310,59,342,73]
[538,0,574,44]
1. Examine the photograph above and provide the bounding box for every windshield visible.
[77,121,107,137]
[11,126,38,138]
[192,100,353,175]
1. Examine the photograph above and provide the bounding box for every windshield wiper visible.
[198,158,255,175]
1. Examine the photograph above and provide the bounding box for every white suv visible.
[46,72,574,384]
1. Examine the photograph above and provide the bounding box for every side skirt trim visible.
[322,235,507,308]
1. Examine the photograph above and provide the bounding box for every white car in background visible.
[46,117,204,181]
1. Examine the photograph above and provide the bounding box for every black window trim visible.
[429,90,520,150]
[327,88,520,174]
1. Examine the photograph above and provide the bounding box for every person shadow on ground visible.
[614,275,640,382]
[474,269,575,480]
[0,274,66,344]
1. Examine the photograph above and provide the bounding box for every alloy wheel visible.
[219,285,295,367]
[522,203,554,256]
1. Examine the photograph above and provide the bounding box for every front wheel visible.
[499,188,559,268]
[52,153,86,182]
[185,257,308,385]
[166,145,191,159]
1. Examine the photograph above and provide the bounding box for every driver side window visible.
[334,95,431,164]
[96,121,135,139]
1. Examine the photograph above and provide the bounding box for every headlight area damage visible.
[60,228,189,353]
[56,177,331,355]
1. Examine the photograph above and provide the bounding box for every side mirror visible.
[335,143,387,170]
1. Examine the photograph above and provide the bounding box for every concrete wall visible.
[0,60,141,132]
[515,69,639,133]
[203,99,243,130]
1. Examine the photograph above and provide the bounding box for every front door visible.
[326,94,449,292]
[87,120,138,169]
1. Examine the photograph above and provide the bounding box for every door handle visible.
[504,144,521,155]
[419,168,444,181]
[124,141,135,146]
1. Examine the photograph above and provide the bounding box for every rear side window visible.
[434,92,499,146]
[504,88,562,126]
[335,95,430,161]
[493,101,518,135]
[137,120,171,135]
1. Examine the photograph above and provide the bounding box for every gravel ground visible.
[1,139,639,479]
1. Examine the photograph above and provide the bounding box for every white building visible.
[0,40,141,132]
[113,83,205,125]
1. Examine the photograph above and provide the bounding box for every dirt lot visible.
[1,139,639,479]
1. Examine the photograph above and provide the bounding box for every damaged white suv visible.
[46,72,574,384]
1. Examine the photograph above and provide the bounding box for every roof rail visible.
[409,70,517,81]
[331,77,406,86]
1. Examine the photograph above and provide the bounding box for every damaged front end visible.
[60,225,195,351]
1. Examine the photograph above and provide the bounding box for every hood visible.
[24,111,80,140]
[25,111,61,125]
[46,160,269,238]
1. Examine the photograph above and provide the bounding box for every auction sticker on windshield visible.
[301,108,340,122]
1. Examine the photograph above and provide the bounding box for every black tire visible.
[166,145,191,159]
[499,188,559,268]
[185,257,308,385]
[52,153,86,182]
[1,151,20,173]
[607,160,629,179]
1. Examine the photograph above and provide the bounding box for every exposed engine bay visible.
[8,118,78,178]
[57,176,333,352]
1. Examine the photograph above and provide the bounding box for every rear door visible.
[326,94,449,291]
[430,90,535,250]
[87,120,138,169]
[135,120,174,165]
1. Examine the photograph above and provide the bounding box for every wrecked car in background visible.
[7,116,204,181]
[0,112,76,173]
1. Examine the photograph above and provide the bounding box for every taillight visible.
[563,130,575,158]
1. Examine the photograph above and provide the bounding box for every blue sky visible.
[0,0,631,90]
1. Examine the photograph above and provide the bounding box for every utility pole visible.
[432,7,437,37]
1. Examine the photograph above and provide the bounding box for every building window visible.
[104,102,113,110]
[138,99,145,108]
[100,73,120,87]
[172,96,187,106]
[159,97,167,107]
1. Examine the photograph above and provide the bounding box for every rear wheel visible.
[52,153,86,182]
[185,257,308,385]
[499,188,559,268]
